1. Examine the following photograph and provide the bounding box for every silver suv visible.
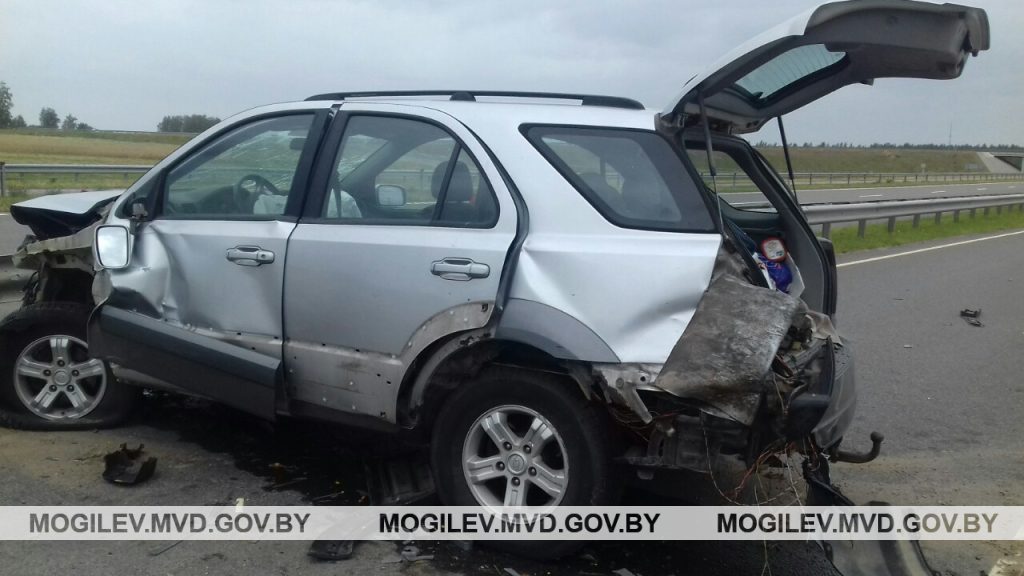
[0,0,987,562]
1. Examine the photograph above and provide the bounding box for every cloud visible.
[0,0,1019,144]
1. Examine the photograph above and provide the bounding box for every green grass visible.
[830,206,1024,254]
[1,128,192,145]
[0,129,186,165]
[757,147,983,174]
[0,193,30,212]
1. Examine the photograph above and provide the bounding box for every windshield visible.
[526,126,714,232]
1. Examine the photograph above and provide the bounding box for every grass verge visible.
[830,206,1024,254]
[0,194,30,213]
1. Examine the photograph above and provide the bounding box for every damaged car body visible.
[0,0,988,569]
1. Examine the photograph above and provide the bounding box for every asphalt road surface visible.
[0,231,1021,575]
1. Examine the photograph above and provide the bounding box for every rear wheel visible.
[431,366,620,558]
[0,302,137,430]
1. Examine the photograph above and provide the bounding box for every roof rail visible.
[304,90,645,110]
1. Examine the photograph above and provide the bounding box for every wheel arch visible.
[397,332,598,433]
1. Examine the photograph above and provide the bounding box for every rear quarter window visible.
[525,126,714,232]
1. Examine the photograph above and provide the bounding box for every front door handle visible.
[431,257,490,281]
[226,245,275,266]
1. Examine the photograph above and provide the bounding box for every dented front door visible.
[92,112,326,419]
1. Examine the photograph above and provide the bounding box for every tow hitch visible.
[831,431,884,464]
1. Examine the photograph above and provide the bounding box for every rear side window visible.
[526,126,713,232]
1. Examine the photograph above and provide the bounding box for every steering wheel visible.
[233,174,282,212]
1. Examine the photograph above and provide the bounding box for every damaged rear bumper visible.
[805,461,938,576]
[589,243,860,508]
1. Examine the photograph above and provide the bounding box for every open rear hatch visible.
[662,0,989,133]
[654,2,990,575]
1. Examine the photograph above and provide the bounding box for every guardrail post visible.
[821,223,831,238]
[0,162,5,198]
[912,214,920,228]
[970,208,976,219]
[996,206,1002,215]
[887,217,896,234]
[953,209,960,223]
[847,174,851,185]
[857,220,866,238]
[934,212,942,225]
[984,207,990,217]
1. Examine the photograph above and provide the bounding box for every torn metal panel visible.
[591,363,662,424]
[13,219,98,273]
[655,249,805,426]
[10,189,123,240]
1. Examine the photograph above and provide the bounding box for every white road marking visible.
[858,194,883,198]
[978,187,988,191]
[1011,185,1018,189]
[838,229,1024,268]
[931,190,946,194]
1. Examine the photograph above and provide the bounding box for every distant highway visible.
[727,180,1022,205]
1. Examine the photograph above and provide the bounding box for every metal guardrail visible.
[802,193,1024,238]
[0,163,151,197]
[698,170,1024,189]
[1,162,1023,197]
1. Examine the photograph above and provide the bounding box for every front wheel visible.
[431,366,621,558]
[0,302,137,430]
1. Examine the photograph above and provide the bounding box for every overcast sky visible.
[1,0,1021,144]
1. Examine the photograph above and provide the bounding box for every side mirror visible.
[94,225,132,269]
[376,184,406,207]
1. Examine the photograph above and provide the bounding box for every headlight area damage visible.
[590,242,932,576]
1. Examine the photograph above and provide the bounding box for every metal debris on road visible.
[364,453,436,505]
[960,308,984,327]
[102,443,157,485]
[307,539,355,561]
[148,540,182,557]
[381,544,435,564]
[399,544,434,562]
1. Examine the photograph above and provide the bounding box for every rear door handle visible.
[431,257,490,281]
[226,245,275,266]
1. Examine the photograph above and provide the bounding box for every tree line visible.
[156,114,220,133]
[1,81,219,133]
[0,81,94,131]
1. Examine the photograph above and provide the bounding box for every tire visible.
[431,366,620,559]
[0,302,137,430]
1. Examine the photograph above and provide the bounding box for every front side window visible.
[527,126,714,232]
[322,115,497,227]
[163,114,314,218]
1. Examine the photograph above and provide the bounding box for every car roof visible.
[248,93,659,131]
[369,98,657,131]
